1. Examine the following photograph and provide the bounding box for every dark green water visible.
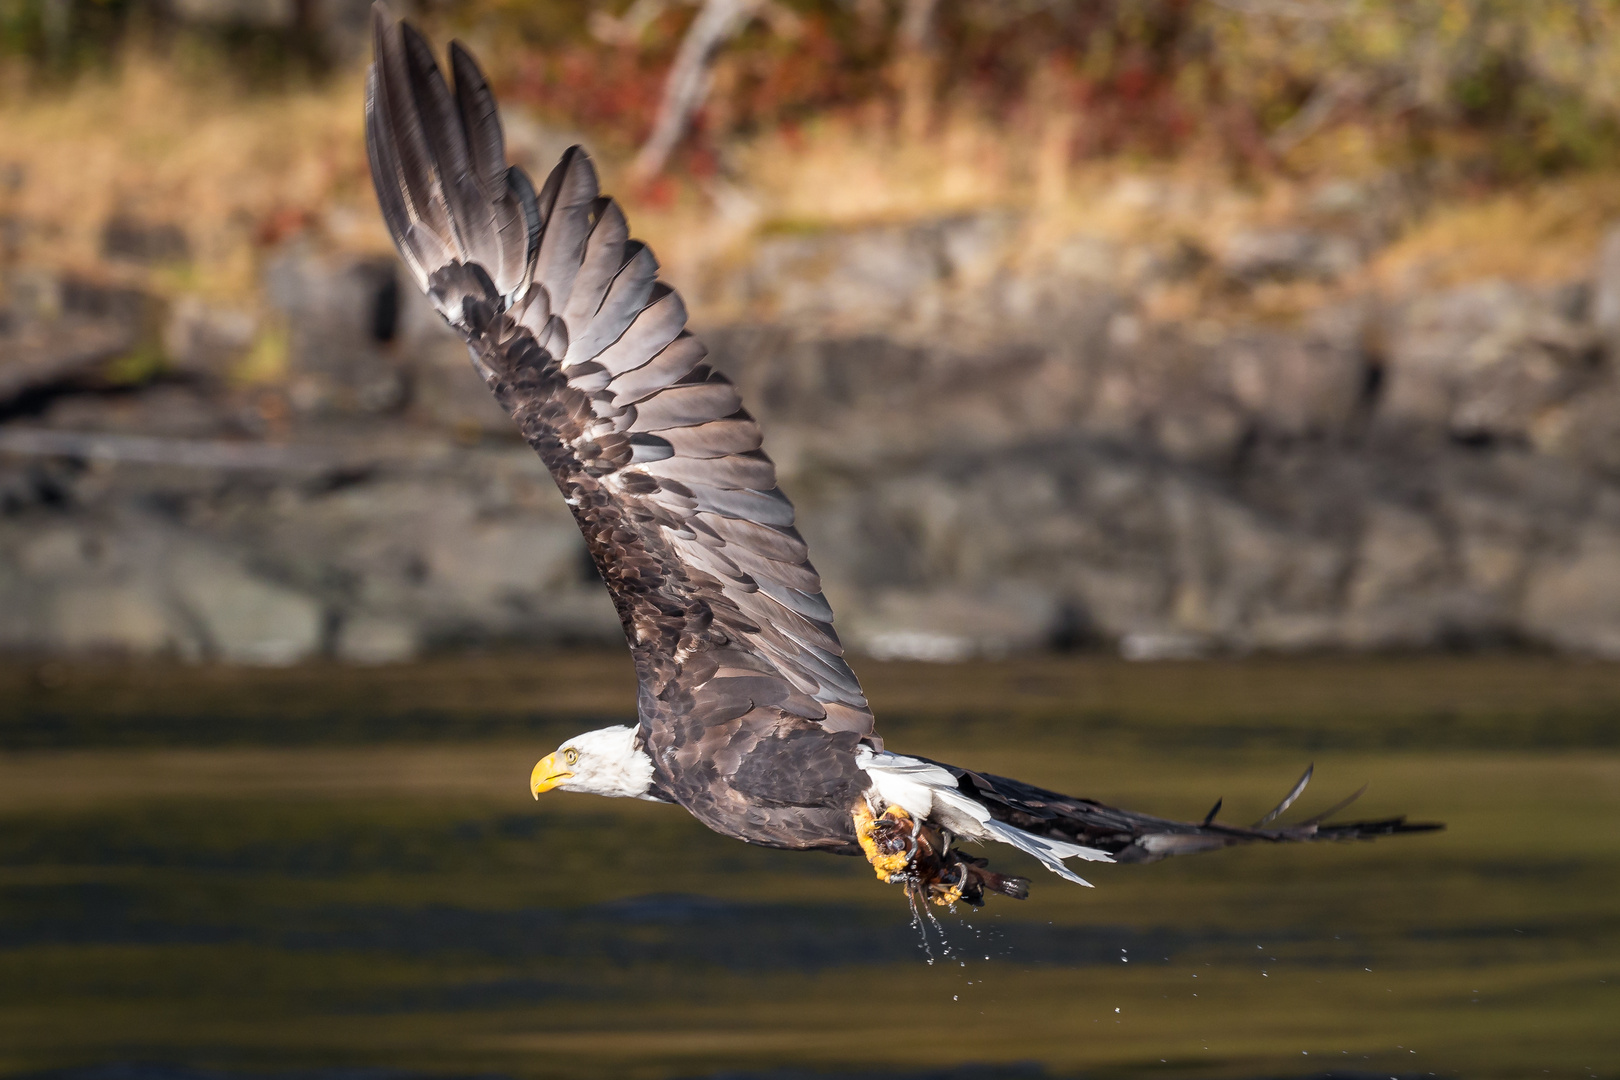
[0,654,1615,1080]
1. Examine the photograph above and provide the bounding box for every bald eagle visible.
[364,6,1440,907]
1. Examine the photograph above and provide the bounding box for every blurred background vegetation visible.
[14,1,1620,665]
[10,0,1620,182]
[10,0,1620,315]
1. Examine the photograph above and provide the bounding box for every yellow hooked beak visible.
[530,753,572,798]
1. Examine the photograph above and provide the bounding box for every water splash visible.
[905,885,935,961]
[904,884,958,961]
[924,899,953,958]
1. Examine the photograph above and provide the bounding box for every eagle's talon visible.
[854,802,920,881]
[855,803,978,905]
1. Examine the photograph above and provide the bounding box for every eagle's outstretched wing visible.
[365,8,874,754]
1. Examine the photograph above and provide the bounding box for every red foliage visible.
[489,0,1240,172]
[505,42,669,145]
[254,205,313,247]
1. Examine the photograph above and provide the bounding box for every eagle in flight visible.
[364,6,1440,908]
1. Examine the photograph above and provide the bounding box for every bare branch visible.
[898,0,939,51]
[1269,73,1368,154]
[629,0,759,184]
[894,0,941,139]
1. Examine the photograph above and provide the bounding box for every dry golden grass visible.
[1370,173,1620,291]
[0,56,386,313]
[7,51,1620,343]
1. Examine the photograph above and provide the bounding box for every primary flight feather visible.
[364,5,1439,907]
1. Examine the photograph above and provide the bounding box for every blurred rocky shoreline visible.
[9,202,1620,664]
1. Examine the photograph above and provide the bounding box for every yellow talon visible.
[930,882,965,907]
[853,802,916,881]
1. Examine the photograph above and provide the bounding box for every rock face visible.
[689,218,1620,659]
[11,219,1620,662]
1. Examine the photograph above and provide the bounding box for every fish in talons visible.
[854,801,1029,908]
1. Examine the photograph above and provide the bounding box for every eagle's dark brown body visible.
[365,6,1440,900]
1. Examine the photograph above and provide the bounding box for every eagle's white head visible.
[530,725,658,800]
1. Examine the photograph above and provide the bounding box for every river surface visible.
[0,653,1615,1080]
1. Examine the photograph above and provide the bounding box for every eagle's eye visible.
[562,747,580,766]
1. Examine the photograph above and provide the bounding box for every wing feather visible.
[531,148,599,316]
[561,200,629,336]
[656,418,763,459]
[609,334,706,405]
[642,451,775,491]
[373,15,451,246]
[448,41,506,198]
[701,514,809,563]
[448,42,530,294]
[569,259,662,365]
[629,383,744,432]
[363,7,876,793]
[684,482,795,526]
[756,579,836,623]
[593,292,690,377]
[721,543,820,594]
[398,22,488,262]
[368,7,535,303]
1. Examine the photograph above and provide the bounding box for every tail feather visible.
[981,818,1099,887]
[929,758,1443,866]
